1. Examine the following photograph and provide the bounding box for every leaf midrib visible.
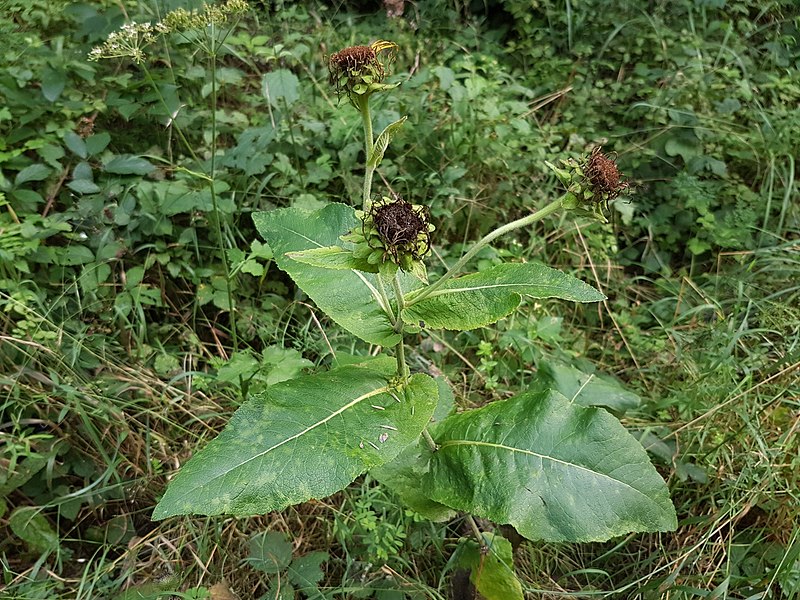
[437,439,654,502]
[177,385,390,500]
[424,281,563,299]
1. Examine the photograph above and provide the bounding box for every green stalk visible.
[422,428,438,452]
[375,274,397,323]
[208,29,238,354]
[391,273,408,378]
[141,66,200,165]
[466,514,486,547]
[406,196,566,307]
[358,94,376,211]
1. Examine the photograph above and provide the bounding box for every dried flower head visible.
[584,147,630,204]
[546,146,632,222]
[329,45,379,83]
[328,40,399,107]
[343,196,433,273]
[372,198,430,257]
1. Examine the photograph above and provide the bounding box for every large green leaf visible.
[153,361,438,519]
[456,533,524,600]
[402,263,605,330]
[370,376,457,520]
[425,388,677,542]
[254,203,418,346]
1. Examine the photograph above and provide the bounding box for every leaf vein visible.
[438,440,653,501]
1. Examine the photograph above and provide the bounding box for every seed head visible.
[546,146,632,222]
[584,147,630,204]
[356,196,433,271]
[328,40,399,107]
[329,45,380,84]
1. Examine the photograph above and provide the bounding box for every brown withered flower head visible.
[372,198,430,257]
[352,196,433,271]
[328,40,398,107]
[583,147,630,205]
[546,146,632,222]
[329,45,380,85]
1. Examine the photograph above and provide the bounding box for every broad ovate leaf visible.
[254,203,421,346]
[402,262,605,330]
[456,533,524,600]
[153,361,438,519]
[425,388,677,542]
[369,375,458,521]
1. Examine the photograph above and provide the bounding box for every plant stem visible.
[391,273,408,378]
[142,43,238,358]
[358,95,376,211]
[466,514,486,547]
[141,66,200,165]
[375,275,396,323]
[405,196,566,307]
[208,32,238,356]
[422,428,437,452]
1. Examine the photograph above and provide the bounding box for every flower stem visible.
[358,95,376,211]
[405,196,566,307]
[208,35,238,356]
[391,273,409,378]
[375,274,396,323]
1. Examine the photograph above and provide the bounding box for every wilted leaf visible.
[456,533,523,600]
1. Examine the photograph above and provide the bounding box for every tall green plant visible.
[153,39,676,595]
[88,0,249,356]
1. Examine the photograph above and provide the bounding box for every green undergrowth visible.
[1,0,798,598]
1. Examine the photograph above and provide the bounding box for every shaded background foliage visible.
[1,0,798,597]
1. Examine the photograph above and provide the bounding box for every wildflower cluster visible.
[547,147,631,222]
[162,0,248,31]
[328,41,399,108]
[88,21,162,64]
[88,0,248,63]
[342,196,434,273]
